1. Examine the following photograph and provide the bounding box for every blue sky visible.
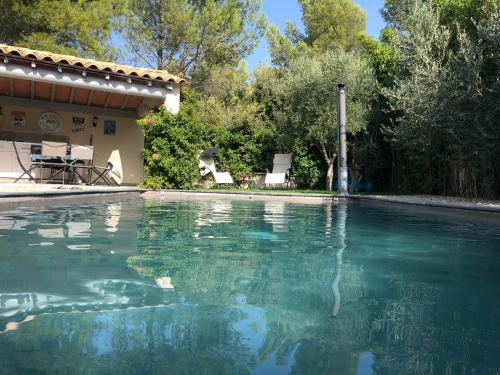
[246,0,386,72]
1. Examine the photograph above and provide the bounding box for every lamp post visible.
[337,84,348,196]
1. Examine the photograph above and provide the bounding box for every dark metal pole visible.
[337,84,348,196]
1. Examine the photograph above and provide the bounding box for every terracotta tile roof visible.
[0,44,186,84]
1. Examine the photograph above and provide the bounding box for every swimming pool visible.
[0,196,499,374]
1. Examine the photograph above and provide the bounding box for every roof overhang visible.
[0,45,185,115]
[0,63,170,99]
[0,44,185,84]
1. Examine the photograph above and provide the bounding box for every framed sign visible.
[39,112,62,133]
[11,111,26,127]
[104,120,116,136]
[72,117,85,133]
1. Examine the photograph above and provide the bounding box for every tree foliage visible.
[140,87,276,189]
[267,0,366,67]
[0,0,124,60]
[122,0,265,79]
[270,50,376,191]
[300,0,366,52]
[384,1,500,197]
[382,0,496,35]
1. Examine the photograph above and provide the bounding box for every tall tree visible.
[384,1,500,197]
[122,0,265,78]
[300,0,366,52]
[0,0,125,61]
[266,22,307,68]
[274,50,376,191]
[265,0,374,191]
[267,0,366,67]
[382,0,496,36]
[0,0,37,45]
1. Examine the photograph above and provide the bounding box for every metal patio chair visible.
[15,141,68,183]
[67,144,94,184]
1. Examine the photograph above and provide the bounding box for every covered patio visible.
[0,44,185,185]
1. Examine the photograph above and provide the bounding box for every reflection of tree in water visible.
[346,203,500,374]
[0,199,150,330]
[0,306,257,374]
[1,199,499,374]
[129,200,500,374]
[128,200,371,374]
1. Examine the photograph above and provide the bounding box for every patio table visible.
[28,144,86,184]
[236,176,254,189]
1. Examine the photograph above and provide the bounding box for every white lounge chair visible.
[198,148,234,185]
[265,153,292,188]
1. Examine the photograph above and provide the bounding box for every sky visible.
[245,0,386,72]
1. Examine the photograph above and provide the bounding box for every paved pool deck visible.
[0,183,139,196]
[0,184,499,213]
[350,194,500,213]
[142,189,335,204]
[0,183,140,210]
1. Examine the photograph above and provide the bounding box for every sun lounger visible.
[90,150,123,186]
[198,148,234,185]
[265,153,292,188]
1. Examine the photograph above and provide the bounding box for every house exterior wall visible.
[0,101,144,185]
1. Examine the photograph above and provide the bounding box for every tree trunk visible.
[320,143,336,192]
[326,161,334,191]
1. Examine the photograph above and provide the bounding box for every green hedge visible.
[138,91,278,189]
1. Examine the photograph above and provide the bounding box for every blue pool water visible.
[0,196,499,374]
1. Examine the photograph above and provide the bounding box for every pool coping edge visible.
[0,187,499,213]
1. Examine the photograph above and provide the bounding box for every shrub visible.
[138,106,206,189]
[291,140,322,189]
[139,87,278,188]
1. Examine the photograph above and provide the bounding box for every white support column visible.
[162,82,180,114]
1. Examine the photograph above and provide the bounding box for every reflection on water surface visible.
[1,197,500,374]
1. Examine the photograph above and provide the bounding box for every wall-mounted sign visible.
[72,117,85,133]
[11,111,26,127]
[104,120,116,136]
[39,112,62,133]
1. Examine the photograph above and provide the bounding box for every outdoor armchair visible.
[67,144,94,184]
[15,141,69,183]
